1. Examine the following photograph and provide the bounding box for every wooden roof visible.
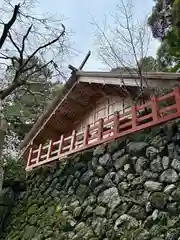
[20,71,180,158]
[76,71,180,80]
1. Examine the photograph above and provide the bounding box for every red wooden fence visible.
[26,87,180,171]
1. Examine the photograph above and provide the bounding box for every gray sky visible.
[38,0,160,71]
[16,0,160,71]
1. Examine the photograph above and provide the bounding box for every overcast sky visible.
[12,0,160,71]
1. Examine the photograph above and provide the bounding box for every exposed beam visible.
[68,96,86,108]
[110,85,128,98]
[69,84,102,108]
[48,116,73,134]
[88,84,108,98]
[21,81,78,153]
[79,76,141,87]
[40,127,61,141]
[78,76,180,89]
[76,71,180,80]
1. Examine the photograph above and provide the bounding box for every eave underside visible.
[21,71,180,161]
[32,82,139,147]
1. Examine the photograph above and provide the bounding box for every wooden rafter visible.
[26,87,180,171]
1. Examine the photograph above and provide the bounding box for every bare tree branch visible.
[0,80,21,100]
[8,31,21,55]
[21,24,65,70]
[27,89,47,97]
[0,0,70,186]
[20,24,33,64]
[0,4,20,49]
[0,1,69,102]
[25,60,53,80]
[93,0,153,104]
[0,56,55,100]
[92,17,140,98]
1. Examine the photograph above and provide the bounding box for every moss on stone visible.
[3,160,26,189]
[150,192,169,209]
[3,120,180,239]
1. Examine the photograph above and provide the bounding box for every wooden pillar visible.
[58,135,64,157]
[70,130,76,151]
[46,140,53,161]
[98,118,104,141]
[174,87,180,113]
[151,96,159,122]
[113,111,119,135]
[131,105,137,129]
[83,124,90,146]
[36,144,43,164]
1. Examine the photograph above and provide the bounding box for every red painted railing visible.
[26,87,180,171]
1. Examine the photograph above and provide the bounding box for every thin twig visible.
[21,24,65,70]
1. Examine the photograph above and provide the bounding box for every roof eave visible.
[76,71,180,80]
[20,71,78,151]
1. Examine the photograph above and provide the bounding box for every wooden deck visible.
[26,87,180,171]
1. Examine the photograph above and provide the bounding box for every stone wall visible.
[2,120,180,240]
[0,160,25,232]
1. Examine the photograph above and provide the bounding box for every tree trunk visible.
[0,104,7,192]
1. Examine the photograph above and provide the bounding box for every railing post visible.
[113,111,119,135]
[70,130,76,151]
[26,147,33,168]
[174,87,180,113]
[98,118,104,141]
[58,135,64,156]
[151,96,159,122]
[46,140,53,161]
[83,124,90,146]
[37,144,43,163]
[131,105,137,129]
